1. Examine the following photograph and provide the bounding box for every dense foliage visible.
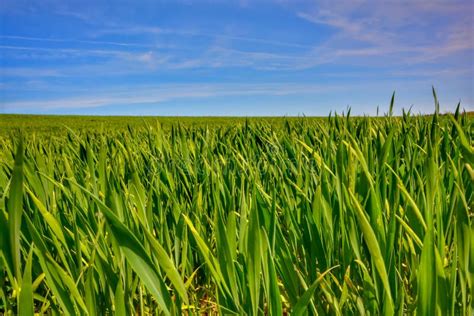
[0,106,473,314]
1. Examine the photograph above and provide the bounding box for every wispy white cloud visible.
[0,44,141,58]
[3,80,471,115]
[93,26,163,36]
[94,26,313,49]
[0,43,302,75]
[392,67,472,77]
[296,0,473,65]
[0,35,160,48]
[2,82,346,111]
[0,44,173,76]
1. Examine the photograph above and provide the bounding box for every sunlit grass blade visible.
[292,265,339,316]
[348,189,394,314]
[8,139,24,281]
[19,245,34,315]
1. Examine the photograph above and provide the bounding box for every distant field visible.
[0,114,325,136]
[1,112,472,136]
[0,111,473,314]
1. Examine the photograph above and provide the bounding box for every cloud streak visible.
[0,35,160,48]
[94,26,313,49]
[296,0,473,65]
[2,82,346,111]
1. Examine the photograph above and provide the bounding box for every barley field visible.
[0,104,473,314]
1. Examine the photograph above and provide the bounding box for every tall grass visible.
[0,104,472,314]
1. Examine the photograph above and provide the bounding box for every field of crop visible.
[0,106,473,314]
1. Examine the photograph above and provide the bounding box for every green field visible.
[0,115,324,137]
[0,108,473,314]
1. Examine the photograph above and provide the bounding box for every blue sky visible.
[0,0,472,116]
